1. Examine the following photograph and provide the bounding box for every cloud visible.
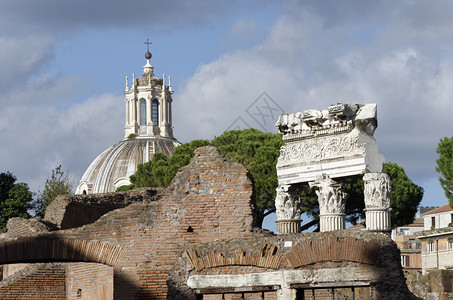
[175,2,453,189]
[0,0,256,193]
[0,0,243,36]
[0,0,452,207]
[0,70,123,191]
[0,36,55,93]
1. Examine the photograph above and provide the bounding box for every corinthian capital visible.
[309,175,346,214]
[363,173,391,209]
[275,184,301,220]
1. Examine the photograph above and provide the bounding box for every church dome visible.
[76,45,180,194]
[76,137,180,194]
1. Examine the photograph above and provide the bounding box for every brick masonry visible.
[43,188,161,230]
[0,147,262,299]
[0,263,66,299]
[0,146,419,299]
[169,231,419,299]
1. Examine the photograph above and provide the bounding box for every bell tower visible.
[123,40,174,139]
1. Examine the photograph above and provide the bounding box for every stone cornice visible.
[415,227,453,239]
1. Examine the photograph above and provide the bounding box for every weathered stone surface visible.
[169,230,419,299]
[275,184,301,220]
[363,172,391,209]
[0,263,112,299]
[406,270,453,300]
[0,146,417,300]
[0,146,260,299]
[43,187,161,229]
[6,218,54,238]
[275,103,385,185]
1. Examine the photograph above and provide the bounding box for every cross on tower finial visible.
[144,38,152,52]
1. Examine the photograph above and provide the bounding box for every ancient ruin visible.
[0,47,418,298]
[274,103,392,235]
[0,146,418,299]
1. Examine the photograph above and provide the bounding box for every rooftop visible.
[424,204,452,215]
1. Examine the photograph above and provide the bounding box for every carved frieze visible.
[278,134,366,165]
[363,173,391,209]
[275,185,302,220]
[275,103,377,141]
[309,176,346,214]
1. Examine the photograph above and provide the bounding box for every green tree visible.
[0,172,32,231]
[35,165,73,218]
[0,172,16,202]
[127,140,210,189]
[436,137,453,208]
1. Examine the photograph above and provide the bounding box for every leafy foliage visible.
[436,137,453,208]
[35,165,73,218]
[128,140,210,189]
[385,162,424,227]
[0,172,32,231]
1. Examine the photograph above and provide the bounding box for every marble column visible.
[309,175,346,232]
[363,173,391,235]
[275,184,302,234]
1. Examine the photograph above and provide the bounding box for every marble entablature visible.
[275,103,385,185]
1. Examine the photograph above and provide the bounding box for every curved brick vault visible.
[0,238,123,267]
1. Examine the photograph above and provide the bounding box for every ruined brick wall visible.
[168,231,419,299]
[66,263,113,300]
[0,263,113,300]
[44,188,161,229]
[42,146,261,299]
[406,269,453,300]
[6,217,52,238]
[2,263,30,279]
[0,263,66,299]
[0,146,422,299]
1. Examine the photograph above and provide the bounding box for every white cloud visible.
[0,73,123,192]
[0,0,452,208]
[0,36,54,92]
[175,3,453,196]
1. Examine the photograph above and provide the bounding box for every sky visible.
[0,1,452,231]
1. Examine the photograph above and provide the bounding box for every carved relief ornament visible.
[278,134,366,165]
[363,173,391,209]
[309,176,346,215]
[275,185,302,220]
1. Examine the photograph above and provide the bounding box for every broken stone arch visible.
[0,238,123,267]
[274,103,391,234]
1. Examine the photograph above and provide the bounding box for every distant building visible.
[416,204,453,274]
[76,49,180,194]
[392,217,424,272]
[422,204,453,230]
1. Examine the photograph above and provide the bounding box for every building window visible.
[449,239,453,250]
[428,241,435,253]
[399,228,410,235]
[152,99,159,125]
[431,217,436,229]
[140,99,146,126]
[401,255,409,267]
